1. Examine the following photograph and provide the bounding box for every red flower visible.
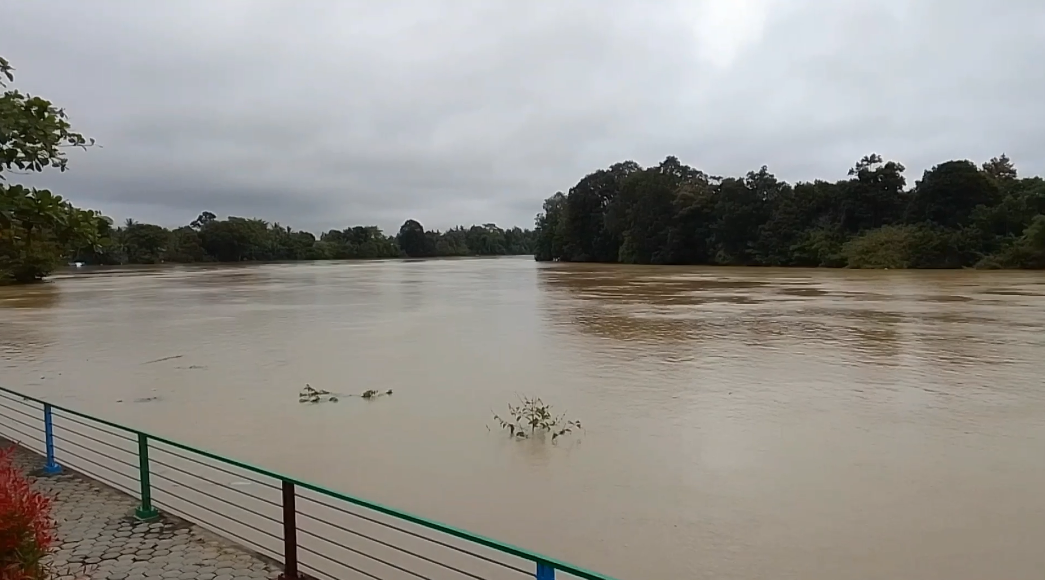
[0,446,56,580]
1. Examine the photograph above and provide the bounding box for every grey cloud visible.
[5,0,1045,233]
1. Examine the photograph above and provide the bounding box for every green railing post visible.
[134,433,160,521]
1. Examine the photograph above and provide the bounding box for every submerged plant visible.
[492,396,581,443]
[298,384,336,403]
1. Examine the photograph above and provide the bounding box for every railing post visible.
[280,481,299,580]
[536,561,555,580]
[41,404,62,475]
[134,433,160,521]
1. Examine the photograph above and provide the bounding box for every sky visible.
[5,0,1044,233]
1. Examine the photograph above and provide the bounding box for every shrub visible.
[492,396,582,443]
[841,224,977,269]
[991,214,1045,268]
[0,446,55,580]
[841,225,919,269]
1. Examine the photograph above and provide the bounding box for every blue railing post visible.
[536,561,555,580]
[42,404,62,475]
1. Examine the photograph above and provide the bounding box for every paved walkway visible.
[2,438,282,580]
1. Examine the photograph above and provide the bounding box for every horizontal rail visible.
[0,386,620,580]
[0,399,39,420]
[54,439,138,471]
[54,421,138,457]
[53,410,137,442]
[151,470,280,525]
[149,492,283,562]
[297,507,498,580]
[148,455,283,509]
[296,493,533,576]
[298,525,438,580]
[0,391,39,411]
[150,475,283,542]
[150,441,279,490]
[51,443,140,497]
[0,424,45,447]
[0,409,43,435]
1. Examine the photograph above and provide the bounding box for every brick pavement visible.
[2,438,282,580]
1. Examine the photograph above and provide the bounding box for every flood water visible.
[2,258,1045,580]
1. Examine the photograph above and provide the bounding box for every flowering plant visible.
[0,446,55,580]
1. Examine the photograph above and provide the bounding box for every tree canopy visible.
[63,215,535,268]
[533,154,1045,269]
[1,56,103,283]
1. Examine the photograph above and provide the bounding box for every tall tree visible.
[397,219,431,257]
[1,56,100,282]
[905,160,1001,228]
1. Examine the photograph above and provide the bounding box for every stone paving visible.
[2,437,283,580]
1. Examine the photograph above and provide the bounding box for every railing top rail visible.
[0,386,618,580]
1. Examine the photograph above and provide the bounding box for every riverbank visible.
[1,436,280,580]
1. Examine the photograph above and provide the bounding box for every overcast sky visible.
[5,0,1044,233]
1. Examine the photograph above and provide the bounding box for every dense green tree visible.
[120,222,170,264]
[320,226,399,259]
[533,193,567,261]
[197,217,267,262]
[905,160,1000,228]
[463,224,505,255]
[982,154,1018,183]
[534,153,1045,269]
[662,175,717,265]
[607,163,678,263]
[988,214,1045,269]
[166,226,205,263]
[190,211,216,230]
[844,154,908,232]
[1,57,101,283]
[396,219,431,258]
[563,161,640,262]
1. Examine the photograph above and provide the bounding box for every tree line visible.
[6,51,1045,284]
[68,214,535,267]
[533,154,1045,269]
[1,197,535,282]
[0,55,533,284]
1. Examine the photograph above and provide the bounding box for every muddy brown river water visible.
[2,258,1044,579]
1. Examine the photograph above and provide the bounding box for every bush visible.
[842,224,977,269]
[492,396,582,443]
[0,446,55,580]
[841,225,916,269]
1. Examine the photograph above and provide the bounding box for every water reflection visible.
[0,284,61,363]
[536,263,1045,371]
[0,283,61,309]
[399,269,425,312]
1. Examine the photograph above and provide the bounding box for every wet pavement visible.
[2,437,282,580]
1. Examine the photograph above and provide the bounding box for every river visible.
[2,258,1044,580]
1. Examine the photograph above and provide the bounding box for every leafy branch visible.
[492,395,582,443]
